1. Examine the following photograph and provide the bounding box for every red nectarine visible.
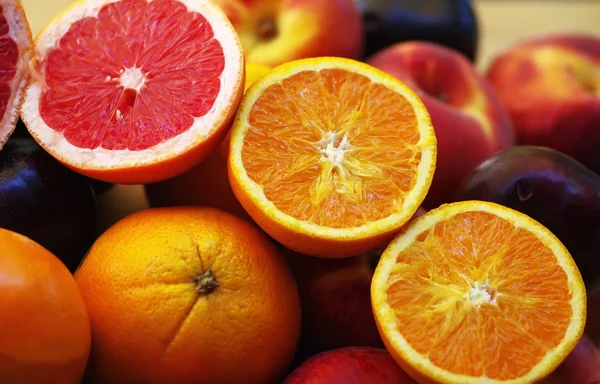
[368,41,515,209]
[281,208,426,359]
[487,34,600,175]
[283,249,384,359]
[283,347,416,384]
[214,0,364,67]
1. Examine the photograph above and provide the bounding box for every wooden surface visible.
[19,0,600,232]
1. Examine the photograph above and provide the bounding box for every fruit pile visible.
[1,0,599,383]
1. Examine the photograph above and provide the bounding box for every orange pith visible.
[242,69,421,228]
[372,201,586,383]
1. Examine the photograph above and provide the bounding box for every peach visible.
[487,35,600,175]
[283,248,384,359]
[367,42,515,209]
[213,0,364,67]
[283,347,416,384]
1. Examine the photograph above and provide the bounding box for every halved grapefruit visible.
[0,0,32,150]
[20,0,245,184]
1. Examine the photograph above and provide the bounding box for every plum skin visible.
[0,137,98,272]
[457,145,600,293]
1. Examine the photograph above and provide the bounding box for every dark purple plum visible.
[0,136,98,272]
[456,145,600,292]
[358,0,478,61]
[13,118,114,195]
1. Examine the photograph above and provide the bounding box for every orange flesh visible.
[241,69,422,228]
[386,211,572,380]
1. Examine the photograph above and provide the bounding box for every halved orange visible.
[0,0,32,149]
[371,200,586,383]
[228,57,437,258]
[20,0,244,184]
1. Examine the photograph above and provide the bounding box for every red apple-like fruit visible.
[586,289,600,347]
[283,248,384,358]
[367,41,515,209]
[283,208,426,359]
[213,0,364,67]
[487,34,600,175]
[544,334,600,384]
[283,347,416,384]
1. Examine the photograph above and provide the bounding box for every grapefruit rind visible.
[371,200,586,384]
[20,0,244,172]
[229,57,437,245]
[0,0,32,149]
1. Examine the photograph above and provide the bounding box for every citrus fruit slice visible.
[75,207,300,384]
[0,0,32,150]
[371,200,586,383]
[20,0,244,184]
[228,57,437,258]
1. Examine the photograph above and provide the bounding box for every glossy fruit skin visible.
[0,228,91,384]
[0,137,98,272]
[75,207,301,384]
[13,119,114,195]
[283,347,416,384]
[358,0,478,61]
[456,146,600,292]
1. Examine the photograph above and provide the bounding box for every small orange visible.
[0,228,91,384]
[371,200,586,383]
[75,207,301,384]
[228,56,437,258]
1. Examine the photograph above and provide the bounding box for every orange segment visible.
[372,201,586,383]
[229,57,436,258]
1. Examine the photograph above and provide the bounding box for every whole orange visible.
[75,207,301,384]
[0,228,91,384]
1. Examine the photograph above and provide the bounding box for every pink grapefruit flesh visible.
[38,0,225,151]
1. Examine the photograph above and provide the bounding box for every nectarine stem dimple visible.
[194,269,220,294]
[257,17,277,41]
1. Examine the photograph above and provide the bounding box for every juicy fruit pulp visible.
[0,4,19,125]
[37,0,224,151]
[387,211,573,378]
[457,146,600,293]
[241,69,424,228]
[373,201,586,383]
